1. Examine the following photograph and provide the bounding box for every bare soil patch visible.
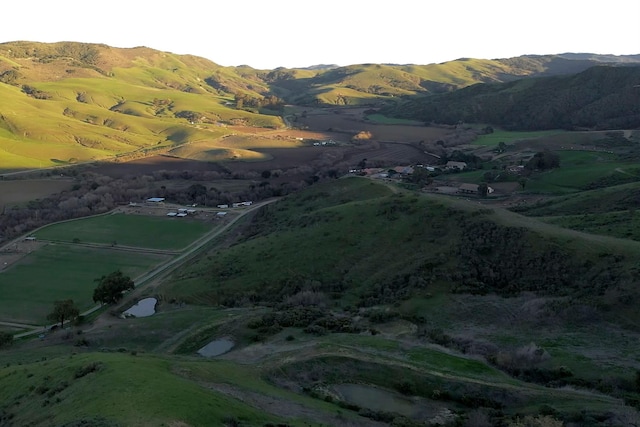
[88,155,227,178]
[0,240,45,272]
[0,179,74,209]
[299,108,450,143]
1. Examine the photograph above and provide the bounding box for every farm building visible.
[177,213,188,217]
[217,204,229,209]
[458,183,479,194]
[446,161,467,170]
[146,197,165,203]
[217,212,228,217]
[167,212,178,217]
[458,183,494,194]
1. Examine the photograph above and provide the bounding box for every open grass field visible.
[0,179,74,209]
[525,150,640,194]
[541,210,640,241]
[472,129,565,146]
[36,213,214,250]
[0,244,169,324]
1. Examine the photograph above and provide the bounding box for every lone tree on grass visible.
[47,299,80,328]
[93,270,135,305]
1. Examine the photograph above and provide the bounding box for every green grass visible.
[524,150,639,194]
[0,244,169,324]
[473,129,565,146]
[36,213,213,250]
[0,352,308,426]
[85,307,248,353]
[542,210,640,241]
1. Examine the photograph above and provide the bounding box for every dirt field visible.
[87,155,228,178]
[0,179,74,210]
[298,107,451,143]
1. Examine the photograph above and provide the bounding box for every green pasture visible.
[525,150,639,194]
[0,244,169,324]
[542,210,640,241]
[36,213,213,250]
[473,129,565,146]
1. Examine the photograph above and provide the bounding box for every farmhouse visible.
[458,183,479,194]
[393,166,414,175]
[446,161,467,170]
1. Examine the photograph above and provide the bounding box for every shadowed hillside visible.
[383,65,640,130]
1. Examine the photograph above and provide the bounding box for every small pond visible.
[197,338,235,357]
[123,297,157,318]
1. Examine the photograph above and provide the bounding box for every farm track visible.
[38,240,181,256]
[220,337,621,407]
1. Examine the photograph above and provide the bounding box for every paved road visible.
[12,199,276,339]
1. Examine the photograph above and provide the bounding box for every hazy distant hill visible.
[383,65,640,130]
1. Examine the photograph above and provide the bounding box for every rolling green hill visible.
[163,177,640,309]
[3,178,640,425]
[2,41,638,170]
[0,42,283,170]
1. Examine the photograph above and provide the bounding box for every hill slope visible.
[383,65,640,130]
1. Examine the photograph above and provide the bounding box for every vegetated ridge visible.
[383,65,640,130]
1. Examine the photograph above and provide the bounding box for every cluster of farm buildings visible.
[351,161,498,196]
[139,197,253,218]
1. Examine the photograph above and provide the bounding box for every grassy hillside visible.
[3,177,640,425]
[0,42,282,170]
[384,65,640,130]
[1,42,638,169]
[0,351,321,427]
[162,177,640,308]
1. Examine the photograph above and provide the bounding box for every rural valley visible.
[1,41,640,427]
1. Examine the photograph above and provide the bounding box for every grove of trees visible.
[93,271,135,305]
